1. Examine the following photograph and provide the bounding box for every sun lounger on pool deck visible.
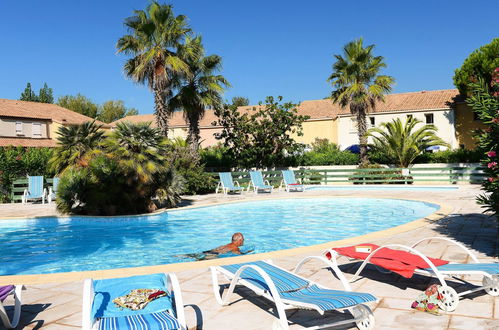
[82,273,186,330]
[22,175,46,204]
[47,177,60,204]
[295,237,499,312]
[216,172,245,195]
[248,171,273,194]
[0,285,24,329]
[280,170,305,192]
[210,260,377,329]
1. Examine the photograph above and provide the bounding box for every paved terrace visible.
[0,186,498,329]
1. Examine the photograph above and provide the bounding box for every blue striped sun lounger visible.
[22,176,46,204]
[216,172,245,195]
[82,273,186,330]
[248,171,273,194]
[210,260,377,330]
[280,170,305,192]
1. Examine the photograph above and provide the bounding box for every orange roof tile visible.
[0,99,110,127]
[0,137,57,148]
[112,89,460,126]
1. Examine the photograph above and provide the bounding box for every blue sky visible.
[0,0,497,114]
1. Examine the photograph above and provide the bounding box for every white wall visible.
[337,109,457,150]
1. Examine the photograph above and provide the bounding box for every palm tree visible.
[103,122,168,184]
[116,2,196,136]
[328,38,394,165]
[367,117,450,168]
[168,36,230,151]
[49,121,104,174]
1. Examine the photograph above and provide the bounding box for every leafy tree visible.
[38,83,54,103]
[453,38,499,95]
[98,100,139,123]
[367,117,449,168]
[19,83,38,102]
[56,122,184,215]
[328,38,394,166]
[57,94,99,118]
[168,37,230,151]
[49,121,104,174]
[117,1,195,136]
[213,96,310,168]
[231,96,249,107]
[466,74,499,219]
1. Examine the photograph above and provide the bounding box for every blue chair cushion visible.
[92,274,173,319]
[429,263,499,274]
[98,311,181,330]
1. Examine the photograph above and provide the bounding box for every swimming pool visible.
[0,198,439,275]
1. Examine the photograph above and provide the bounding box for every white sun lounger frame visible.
[295,237,499,312]
[210,259,376,330]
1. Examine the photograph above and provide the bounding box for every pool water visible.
[0,198,439,275]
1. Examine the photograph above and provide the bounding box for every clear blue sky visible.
[0,0,497,114]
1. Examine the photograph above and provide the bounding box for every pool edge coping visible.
[0,195,453,285]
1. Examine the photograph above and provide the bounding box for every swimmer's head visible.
[231,232,244,245]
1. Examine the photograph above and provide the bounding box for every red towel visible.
[327,243,449,278]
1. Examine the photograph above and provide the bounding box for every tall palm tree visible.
[49,121,104,173]
[116,2,196,136]
[328,38,394,165]
[168,36,230,151]
[367,117,449,168]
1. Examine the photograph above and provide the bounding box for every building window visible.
[406,114,413,120]
[425,113,434,124]
[369,117,375,127]
[15,122,23,135]
[32,123,42,138]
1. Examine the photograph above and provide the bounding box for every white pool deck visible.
[0,185,498,329]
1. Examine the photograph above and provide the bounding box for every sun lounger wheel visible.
[353,304,375,330]
[437,286,458,312]
[483,275,499,296]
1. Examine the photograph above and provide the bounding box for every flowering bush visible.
[466,68,499,219]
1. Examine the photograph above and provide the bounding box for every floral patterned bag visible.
[411,284,444,315]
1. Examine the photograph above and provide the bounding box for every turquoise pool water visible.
[0,198,439,275]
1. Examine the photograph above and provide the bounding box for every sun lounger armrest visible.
[234,181,241,188]
[351,244,447,286]
[293,253,352,291]
[165,273,186,329]
[410,237,480,263]
[264,180,271,186]
[82,279,94,330]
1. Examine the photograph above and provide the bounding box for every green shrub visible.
[0,147,54,202]
[200,144,233,169]
[299,150,358,166]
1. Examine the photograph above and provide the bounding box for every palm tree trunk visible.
[154,87,169,137]
[356,108,369,166]
[187,110,201,152]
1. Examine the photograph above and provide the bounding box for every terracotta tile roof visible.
[0,137,57,147]
[112,89,460,126]
[0,99,110,127]
[336,89,460,116]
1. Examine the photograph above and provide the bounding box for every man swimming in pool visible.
[177,233,250,261]
[203,232,245,255]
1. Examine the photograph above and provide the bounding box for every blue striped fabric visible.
[221,261,376,311]
[219,172,243,190]
[249,171,272,189]
[98,311,181,330]
[429,263,499,274]
[28,176,44,198]
[281,170,298,185]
